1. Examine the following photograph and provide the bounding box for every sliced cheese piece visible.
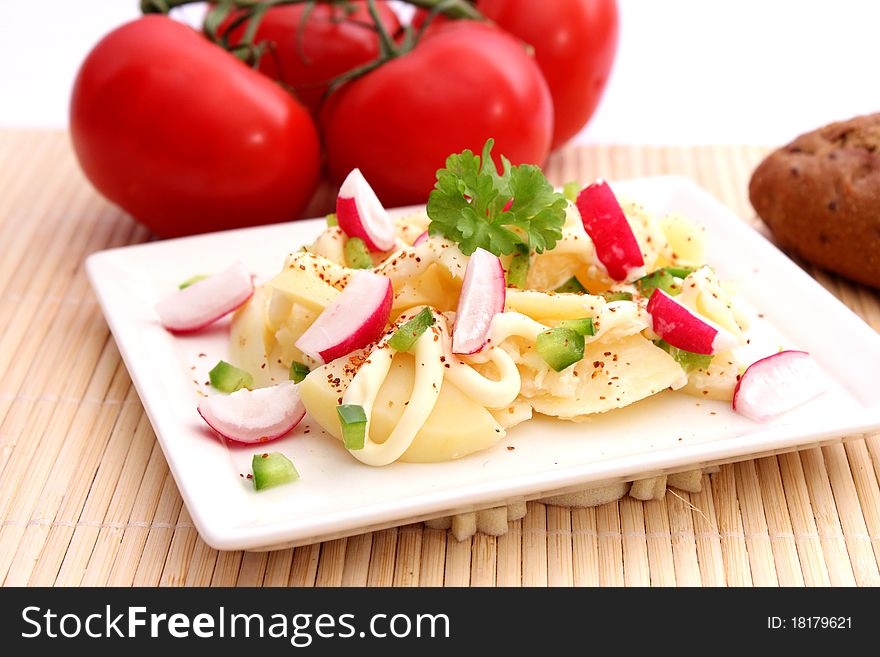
[269,255,341,312]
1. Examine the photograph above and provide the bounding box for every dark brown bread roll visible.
[749,113,880,288]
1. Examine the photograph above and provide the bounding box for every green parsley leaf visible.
[426,139,567,256]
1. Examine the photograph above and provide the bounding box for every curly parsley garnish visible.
[426,139,567,256]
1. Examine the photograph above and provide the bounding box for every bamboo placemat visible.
[1,129,879,587]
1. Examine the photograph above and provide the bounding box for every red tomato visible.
[70,16,321,238]
[321,21,553,207]
[477,0,618,148]
[221,1,400,115]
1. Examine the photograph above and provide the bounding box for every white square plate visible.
[86,176,880,551]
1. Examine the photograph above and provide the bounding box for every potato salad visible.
[154,140,826,487]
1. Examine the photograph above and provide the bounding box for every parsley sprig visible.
[426,139,567,256]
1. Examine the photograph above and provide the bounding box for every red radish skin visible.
[733,350,826,422]
[576,179,644,281]
[647,289,737,355]
[453,247,506,354]
[295,270,393,364]
[155,262,253,333]
[413,230,429,246]
[197,381,306,444]
[336,168,396,252]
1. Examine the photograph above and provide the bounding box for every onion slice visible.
[198,381,306,444]
[576,179,645,281]
[295,270,393,364]
[155,262,253,333]
[733,350,826,422]
[647,289,736,355]
[452,248,506,354]
[336,168,396,252]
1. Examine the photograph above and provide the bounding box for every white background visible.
[1,0,877,145]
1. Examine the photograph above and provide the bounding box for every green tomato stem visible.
[366,0,398,57]
[143,0,483,90]
[142,0,482,22]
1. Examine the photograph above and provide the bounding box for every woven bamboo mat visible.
[1,129,879,587]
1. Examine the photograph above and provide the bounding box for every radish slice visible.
[336,168,396,252]
[197,381,305,444]
[647,289,737,355]
[452,247,506,354]
[733,351,826,422]
[155,262,253,333]
[295,270,393,364]
[413,230,429,246]
[576,179,645,281]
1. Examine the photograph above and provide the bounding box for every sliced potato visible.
[521,334,687,419]
[574,264,614,295]
[266,287,294,333]
[308,226,347,265]
[228,284,275,388]
[528,251,585,291]
[621,200,672,272]
[680,351,739,401]
[678,266,749,338]
[659,213,706,266]
[299,351,505,463]
[391,263,460,317]
[268,303,320,376]
[490,398,533,430]
[505,288,604,321]
[394,211,429,244]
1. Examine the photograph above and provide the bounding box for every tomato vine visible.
[141,0,482,93]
